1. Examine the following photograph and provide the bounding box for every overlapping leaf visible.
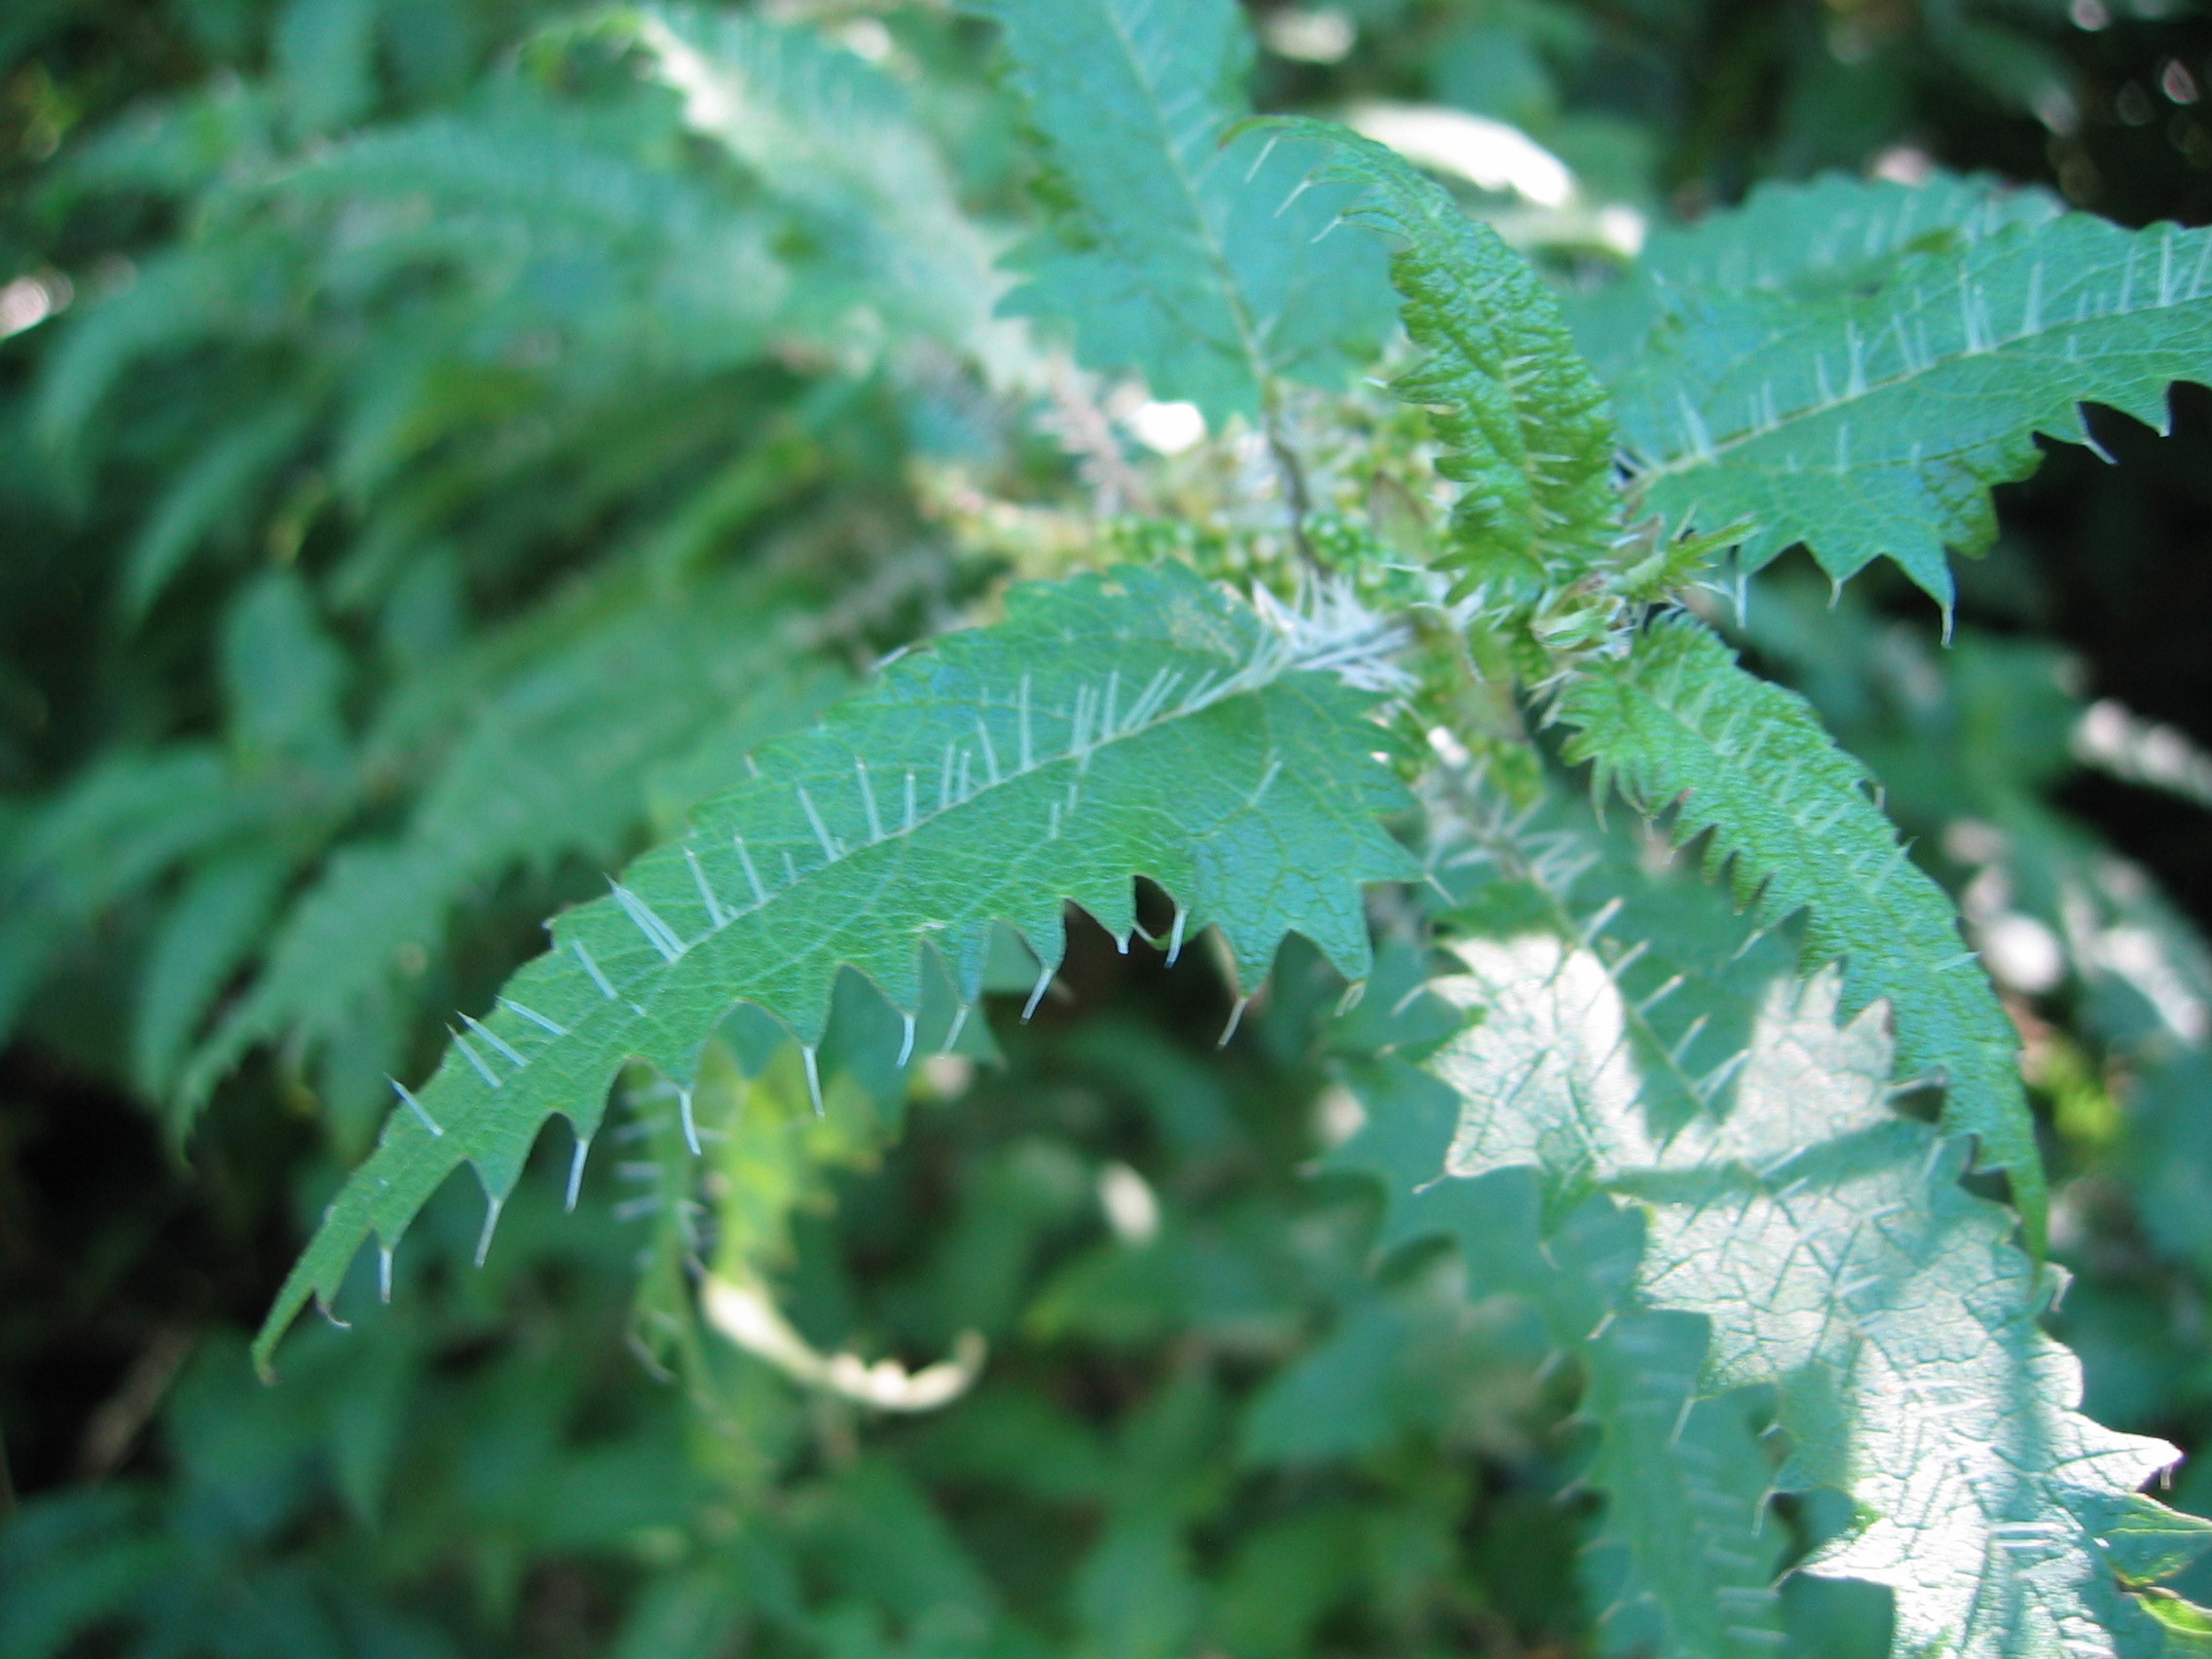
[1427,936,2180,1657]
[1349,805,2196,1658]
[1326,1051,1786,1659]
[1560,613,2046,1246]
[1262,119,1621,614]
[1577,1311,1788,1659]
[1569,172,2063,387]
[182,566,849,1126]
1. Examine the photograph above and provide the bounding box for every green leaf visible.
[132,850,292,1099]
[252,564,1416,1375]
[1627,975,2173,1659]
[33,239,278,464]
[1258,118,1621,614]
[1559,613,2045,1248]
[1574,173,2052,369]
[0,1490,176,1659]
[122,400,313,620]
[2091,1495,2212,1589]
[1578,1311,1788,1659]
[620,6,1003,350]
[1405,830,2189,1657]
[1328,968,1784,1659]
[220,568,349,766]
[1075,1514,1205,1659]
[1594,173,2212,608]
[0,747,266,1048]
[1648,172,2061,290]
[2143,1592,2212,1655]
[1334,1065,1790,1659]
[1237,1256,1546,1468]
[1569,172,2064,387]
[276,0,381,135]
[966,0,1391,421]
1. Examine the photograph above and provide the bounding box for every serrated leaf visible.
[1326,1018,1782,1659]
[1643,172,2065,296]
[1410,863,2188,1658]
[253,564,1416,1375]
[1595,173,2212,608]
[1569,172,2065,387]
[1335,951,1788,1659]
[1429,800,1803,1145]
[1632,976,2173,1659]
[1260,117,1621,612]
[966,0,1391,421]
[1578,1311,1788,1659]
[1558,613,2045,1248]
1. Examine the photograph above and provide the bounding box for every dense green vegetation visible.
[5,3,2212,1656]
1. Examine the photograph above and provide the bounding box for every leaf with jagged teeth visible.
[1585,171,2212,611]
[1412,926,2184,1658]
[1333,804,2196,1659]
[1559,613,2046,1250]
[253,563,1416,1376]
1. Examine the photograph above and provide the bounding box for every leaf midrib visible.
[1090,0,1274,396]
[465,642,1313,1093]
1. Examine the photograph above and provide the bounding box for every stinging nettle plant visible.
[16,2,2212,1656]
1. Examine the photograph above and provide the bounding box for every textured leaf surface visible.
[1405,868,2187,1657]
[254,564,1415,1373]
[1265,118,1620,611]
[1325,864,1787,1659]
[1639,172,2064,296]
[1570,172,2063,386]
[967,0,1390,420]
[1594,174,2212,607]
[1327,1053,1785,1658]
[1559,614,2045,1245]
[1578,1311,1788,1659]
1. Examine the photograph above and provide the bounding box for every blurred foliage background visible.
[3,1,2211,1655]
